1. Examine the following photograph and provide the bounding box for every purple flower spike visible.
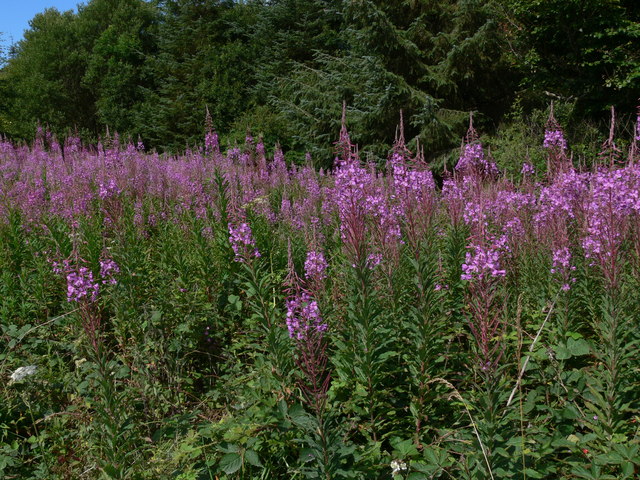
[521,162,535,175]
[543,130,567,151]
[99,258,120,285]
[304,250,328,281]
[67,267,100,303]
[228,222,260,261]
[98,179,121,200]
[461,243,507,281]
[286,292,327,340]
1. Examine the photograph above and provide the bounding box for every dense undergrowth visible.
[1,108,640,479]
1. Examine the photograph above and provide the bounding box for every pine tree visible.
[137,0,259,150]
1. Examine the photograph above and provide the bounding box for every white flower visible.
[390,459,408,476]
[10,365,37,382]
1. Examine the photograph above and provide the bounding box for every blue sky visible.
[1,1,81,51]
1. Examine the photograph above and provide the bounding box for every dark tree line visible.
[0,0,638,165]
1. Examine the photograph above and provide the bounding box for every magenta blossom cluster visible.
[286,292,327,340]
[521,162,535,175]
[389,152,435,196]
[535,170,588,227]
[364,189,402,244]
[52,259,71,276]
[304,250,328,281]
[228,222,260,261]
[551,246,575,291]
[99,258,120,285]
[67,267,100,303]
[53,255,119,303]
[442,177,469,224]
[582,169,634,261]
[205,130,219,154]
[365,252,383,269]
[551,246,571,272]
[98,179,121,200]
[463,200,488,230]
[455,143,498,177]
[543,130,567,151]
[579,168,640,288]
[333,159,370,223]
[461,236,508,281]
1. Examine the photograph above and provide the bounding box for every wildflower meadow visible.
[1,107,640,479]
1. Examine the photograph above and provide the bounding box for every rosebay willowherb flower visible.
[551,246,576,291]
[67,267,100,303]
[304,250,328,282]
[442,177,469,226]
[366,188,403,247]
[461,242,507,281]
[581,168,638,287]
[455,143,482,175]
[521,162,535,176]
[204,107,219,155]
[98,179,121,200]
[228,222,260,261]
[455,114,498,179]
[99,258,120,285]
[284,251,332,437]
[534,169,589,235]
[365,252,383,270]
[543,104,571,175]
[389,151,436,199]
[543,129,567,151]
[390,148,437,250]
[286,291,327,341]
[551,246,571,272]
[333,156,370,264]
[460,191,510,374]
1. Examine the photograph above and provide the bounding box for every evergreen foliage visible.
[0,0,638,162]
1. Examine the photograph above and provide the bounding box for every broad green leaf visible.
[219,453,242,474]
[524,468,544,478]
[244,449,262,467]
[567,338,590,356]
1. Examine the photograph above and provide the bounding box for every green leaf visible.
[407,474,428,480]
[524,468,544,478]
[219,452,242,474]
[103,464,121,477]
[390,437,419,457]
[244,449,262,467]
[613,444,640,462]
[567,338,590,356]
[555,342,571,360]
[559,406,579,420]
[411,461,438,474]
[621,462,634,477]
[300,448,316,463]
[289,404,315,430]
[594,452,624,466]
